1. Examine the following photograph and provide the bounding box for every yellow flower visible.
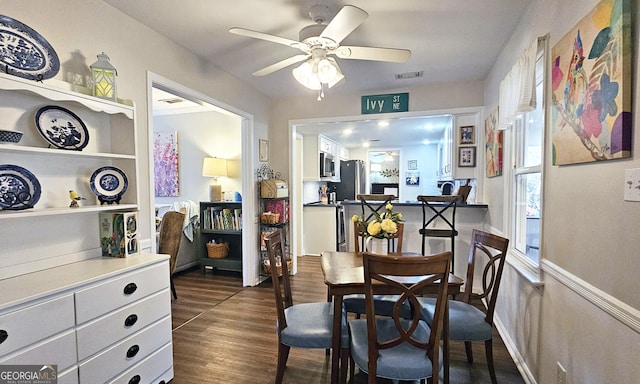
[351,214,359,222]
[367,221,382,237]
[386,203,393,211]
[380,218,397,234]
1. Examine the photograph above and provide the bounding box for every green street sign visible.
[361,93,409,114]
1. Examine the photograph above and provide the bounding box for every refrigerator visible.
[329,160,366,201]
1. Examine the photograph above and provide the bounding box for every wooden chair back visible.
[461,229,510,324]
[353,221,404,254]
[264,230,292,333]
[158,211,185,275]
[355,194,402,254]
[362,251,451,381]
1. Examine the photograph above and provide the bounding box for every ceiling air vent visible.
[159,98,185,104]
[395,71,423,80]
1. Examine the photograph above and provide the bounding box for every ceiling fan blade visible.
[252,54,310,76]
[334,46,411,63]
[319,5,368,45]
[229,27,300,48]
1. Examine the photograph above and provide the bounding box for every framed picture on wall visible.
[459,146,476,167]
[259,139,269,162]
[459,125,475,145]
[408,160,417,170]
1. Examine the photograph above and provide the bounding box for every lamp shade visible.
[202,157,228,177]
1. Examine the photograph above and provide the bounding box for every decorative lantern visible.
[90,52,117,101]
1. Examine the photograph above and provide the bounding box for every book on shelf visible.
[203,206,242,231]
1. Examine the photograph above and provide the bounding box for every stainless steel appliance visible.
[328,160,366,201]
[319,152,335,177]
[336,205,346,251]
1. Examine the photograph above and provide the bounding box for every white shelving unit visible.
[0,72,140,278]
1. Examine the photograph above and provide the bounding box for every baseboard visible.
[493,314,538,384]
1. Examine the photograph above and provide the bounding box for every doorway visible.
[146,72,259,286]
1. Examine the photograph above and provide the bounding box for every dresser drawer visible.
[76,289,171,360]
[75,262,169,324]
[108,342,173,384]
[0,294,75,356]
[0,329,77,371]
[58,367,79,384]
[78,316,172,384]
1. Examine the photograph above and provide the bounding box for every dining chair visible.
[345,220,408,319]
[157,210,185,300]
[417,195,460,272]
[264,230,349,384]
[349,251,451,384]
[418,229,509,384]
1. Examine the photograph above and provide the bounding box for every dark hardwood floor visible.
[170,256,525,384]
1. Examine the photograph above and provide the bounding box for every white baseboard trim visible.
[493,315,537,384]
[541,259,640,334]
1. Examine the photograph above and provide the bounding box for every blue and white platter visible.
[35,105,89,151]
[0,14,60,81]
[90,166,128,205]
[0,164,41,210]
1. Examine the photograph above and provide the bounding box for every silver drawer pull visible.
[128,375,140,384]
[0,330,7,344]
[123,282,138,295]
[124,314,138,327]
[126,344,140,358]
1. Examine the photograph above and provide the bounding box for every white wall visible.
[153,111,242,206]
[483,0,640,382]
[1,0,272,256]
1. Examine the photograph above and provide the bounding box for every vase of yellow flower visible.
[351,203,403,254]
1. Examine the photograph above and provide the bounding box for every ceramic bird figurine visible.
[69,190,86,208]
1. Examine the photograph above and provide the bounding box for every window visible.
[510,48,545,267]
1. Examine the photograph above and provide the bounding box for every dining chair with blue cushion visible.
[264,229,350,384]
[344,220,409,319]
[349,251,451,384]
[418,229,509,384]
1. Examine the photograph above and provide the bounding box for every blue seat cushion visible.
[349,317,441,381]
[418,297,492,341]
[282,302,349,348]
[343,294,413,319]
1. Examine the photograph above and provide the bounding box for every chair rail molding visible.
[541,259,640,334]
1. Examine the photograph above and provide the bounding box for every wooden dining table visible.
[321,250,464,384]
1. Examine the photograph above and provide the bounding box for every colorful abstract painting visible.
[551,0,632,165]
[485,107,503,177]
[153,131,179,197]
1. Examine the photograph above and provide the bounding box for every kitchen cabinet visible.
[200,201,243,273]
[0,254,173,384]
[338,145,350,161]
[438,122,453,180]
[302,204,342,256]
[302,134,340,181]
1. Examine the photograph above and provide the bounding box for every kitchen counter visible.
[303,201,342,207]
[340,199,488,277]
[338,199,488,208]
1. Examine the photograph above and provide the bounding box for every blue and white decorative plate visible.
[35,105,89,151]
[0,164,41,210]
[90,166,128,204]
[0,15,60,81]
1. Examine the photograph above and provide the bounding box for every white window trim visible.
[502,35,550,284]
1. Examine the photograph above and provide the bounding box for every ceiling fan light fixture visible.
[317,58,337,83]
[292,61,321,90]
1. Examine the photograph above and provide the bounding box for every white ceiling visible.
[125,0,531,148]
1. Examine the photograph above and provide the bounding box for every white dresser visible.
[0,254,173,384]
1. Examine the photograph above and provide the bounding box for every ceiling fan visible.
[229,4,411,99]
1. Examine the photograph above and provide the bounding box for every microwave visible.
[320,152,335,177]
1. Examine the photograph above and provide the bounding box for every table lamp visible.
[202,157,228,201]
